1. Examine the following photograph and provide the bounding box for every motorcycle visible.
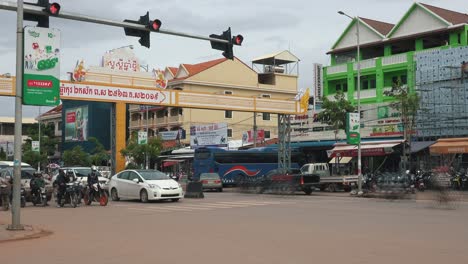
[0,182,11,211]
[58,182,80,208]
[83,182,108,206]
[31,187,48,207]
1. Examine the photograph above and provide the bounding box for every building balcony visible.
[353,58,376,70]
[327,64,347,75]
[354,89,376,99]
[382,54,407,66]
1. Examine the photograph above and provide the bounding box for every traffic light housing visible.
[24,0,61,28]
[123,12,162,48]
[232,35,243,46]
[210,27,234,60]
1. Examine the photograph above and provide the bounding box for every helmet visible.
[91,165,97,171]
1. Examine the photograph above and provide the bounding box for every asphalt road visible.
[1,191,467,264]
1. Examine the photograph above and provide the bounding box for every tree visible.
[120,133,163,169]
[88,137,110,166]
[317,91,356,141]
[22,123,59,168]
[62,146,91,166]
[384,78,419,170]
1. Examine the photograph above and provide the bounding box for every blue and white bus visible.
[193,147,306,185]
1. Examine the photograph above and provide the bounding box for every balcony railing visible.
[327,64,347,74]
[382,54,407,66]
[354,89,376,99]
[353,58,376,70]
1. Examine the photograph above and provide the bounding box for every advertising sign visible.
[138,131,148,145]
[65,106,88,142]
[102,48,140,72]
[346,112,360,145]
[190,123,227,147]
[23,27,61,106]
[32,141,40,152]
[242,129,265,144]
[159,130,185,141]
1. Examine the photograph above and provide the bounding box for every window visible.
[335,84,341,91]
[58,121,62,131]
[118,171,130,180]
[225,110,232,119]
[363,80,369,90]
[261,94,271,98]
[170,108,179,116]
[262,113,270,121]
[128,172,141,182]
[342,83,348,92]
[179,108,183,115]
[264,131,271,139]
[224,91,233,95]
[401,75,407,85]
[370,79,376,89]
[227,129,233,138]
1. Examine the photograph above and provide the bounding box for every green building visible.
[324,2,468,110]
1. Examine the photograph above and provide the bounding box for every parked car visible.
[200,173,223,192]
[0,166,53,202]
[108,169,183,202]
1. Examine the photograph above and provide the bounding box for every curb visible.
[0,224,53,244]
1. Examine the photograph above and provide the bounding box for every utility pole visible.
[253,113,257,147]
[38,106,41,172]
[8,0,24,231]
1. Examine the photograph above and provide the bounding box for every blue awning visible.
[411,141,435,153]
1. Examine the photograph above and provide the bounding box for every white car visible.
[108,169,183,202]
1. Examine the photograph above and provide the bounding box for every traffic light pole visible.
[8,0,24,231]
[0,1,230,45]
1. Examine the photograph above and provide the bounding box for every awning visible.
[327,140,403,158]
[162,160,183,167]
[430,138,468,154]
[410,141,435,153]
[329,157,353,164]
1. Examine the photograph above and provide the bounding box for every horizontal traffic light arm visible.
[0,0,231,44]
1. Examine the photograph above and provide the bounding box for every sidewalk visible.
[0,220,52,243]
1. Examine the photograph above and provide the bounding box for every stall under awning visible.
[430,138,468,154]
[329,157,353,164]
[410,141,435,153]
[327,140,403,158]
[163,160,183,167]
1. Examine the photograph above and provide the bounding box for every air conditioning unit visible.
[264,65,284,73]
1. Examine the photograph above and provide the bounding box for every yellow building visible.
[128,51,300,146]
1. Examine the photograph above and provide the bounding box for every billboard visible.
[159,129,185,141]
[190,123,227,147]
[242,129,265,144]
[65,106,89,142]
[346,112,360,145]
[138,131,148,145]
[23,26,61,106]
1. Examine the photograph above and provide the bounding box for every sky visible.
[0,0,465,118]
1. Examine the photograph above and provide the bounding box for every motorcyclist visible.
[54,169,69,207]
[87,166,100,195]
[30,172,45,200]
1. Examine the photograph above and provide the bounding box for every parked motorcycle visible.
[0,182,11,211]
[31,186,48,207]
[58,182,80,208]
[83,182,108,206]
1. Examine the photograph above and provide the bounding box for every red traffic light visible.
[150,19,162,31]
[233,35,243,46]
[47,3,60,16]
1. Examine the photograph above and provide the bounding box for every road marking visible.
[127,208,172,213]
[191,203,243,209]
[217,201,283,206]
[160,205,213,210]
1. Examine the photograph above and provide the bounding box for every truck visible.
[300,163,358,192]
[236,168,320,195]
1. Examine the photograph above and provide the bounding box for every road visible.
[1,191,467,264]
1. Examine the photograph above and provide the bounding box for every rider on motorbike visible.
[87,166,100,194]
[54,169,69,207]
[30,172,45,199]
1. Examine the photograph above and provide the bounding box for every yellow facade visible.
[129,57,299,145]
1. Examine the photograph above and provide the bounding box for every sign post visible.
[23,26,60,106]
[346,112,360,145]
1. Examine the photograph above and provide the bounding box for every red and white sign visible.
[66,112,76,123]
[27,80,53,88]
[242,129,265,144]
[60,82,172,105]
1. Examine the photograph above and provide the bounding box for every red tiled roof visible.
[420,3,468,25]
[40,104,62,117]
[359,17,395,36]
[168,67,178,76]
[182,58,227,76]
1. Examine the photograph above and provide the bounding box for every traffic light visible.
[24,0,61,28]
[232,34,243,46]
[123,12,162,48]
[210,27,234,60]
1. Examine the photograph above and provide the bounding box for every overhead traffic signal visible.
[123,12,162,48]
[24,0,61,28]
[210,27,234,60]
[232,34,243,46]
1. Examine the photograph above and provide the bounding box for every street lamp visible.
[338,11,362,195]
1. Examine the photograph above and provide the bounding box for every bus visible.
[193,147,306,185]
